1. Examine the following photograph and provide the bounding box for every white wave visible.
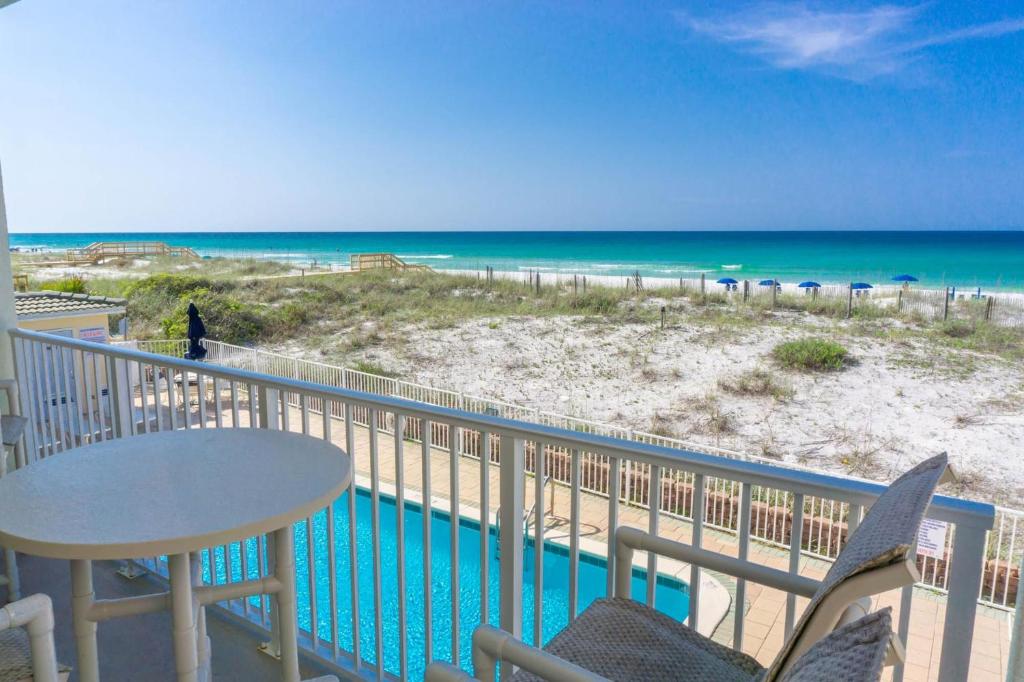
[721,264,743,270]
[396,254,453,260]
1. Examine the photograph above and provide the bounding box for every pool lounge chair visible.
[427,608,897,682]
[426,452,949,682]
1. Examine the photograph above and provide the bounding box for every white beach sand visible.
[324,310,1024,506]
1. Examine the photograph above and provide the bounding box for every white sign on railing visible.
[917,518,949,559]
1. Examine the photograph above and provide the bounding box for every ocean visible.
[9,230,1024,290]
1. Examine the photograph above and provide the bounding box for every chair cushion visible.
[0,627,71,682]
[777,608,892,682]
[509,598,764,682]
[0,627,33,682]
[763,453,947,681]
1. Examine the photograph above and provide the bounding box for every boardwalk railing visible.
[350,253,433,273]
[10,329,998,681]
[125,337,1024,613]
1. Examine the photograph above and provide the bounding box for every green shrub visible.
[773,338,849,371]
[40,275,88,294]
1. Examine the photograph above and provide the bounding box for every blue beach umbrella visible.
[758,279,779,286]
[891,274,918,283]
[716,277,738,285]
[850,282,873,290]
[798,281,820,288]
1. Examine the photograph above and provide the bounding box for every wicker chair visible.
[0,594,68,682]
[426,453,949,682]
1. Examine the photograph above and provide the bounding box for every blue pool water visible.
[203,488,689,679]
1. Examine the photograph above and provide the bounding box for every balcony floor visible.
[12,553,334,681]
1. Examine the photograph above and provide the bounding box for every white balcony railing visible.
[127,337,1024,614]
[9,328,998,681]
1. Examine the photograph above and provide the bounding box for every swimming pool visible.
[204,488,690,679]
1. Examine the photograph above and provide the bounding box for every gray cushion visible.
[777,608,892,682]
[509,598,764,682]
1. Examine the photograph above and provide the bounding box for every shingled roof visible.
[15,291,126,320]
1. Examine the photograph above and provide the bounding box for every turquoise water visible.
[11,230,1024,289]
[202,488,690,679]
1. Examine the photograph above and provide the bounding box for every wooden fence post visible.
[985,296,994,321]
[700,273,706,305]
[771,281,777,309]
[742,280,749,303]
[897,289,903,313]
[846,284,853,319]
[943,287,950,321]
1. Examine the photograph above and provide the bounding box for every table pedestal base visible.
[68,527,302,682]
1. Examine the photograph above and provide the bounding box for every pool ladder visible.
[496,475,552,558]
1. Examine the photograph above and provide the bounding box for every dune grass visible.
[773,338,850,371]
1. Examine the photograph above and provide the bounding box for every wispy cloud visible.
[677,4,1024,81]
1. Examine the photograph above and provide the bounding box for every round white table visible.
[0,428,351,682]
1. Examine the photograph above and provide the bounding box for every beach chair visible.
[0,593,70,682]
[426,452,949,682]
[426,608,898,682]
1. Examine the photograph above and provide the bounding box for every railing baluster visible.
[688,473,704,626]
[498,435,525,680]
[35,340,59,453]
[212,377,223,428]
[533,441,546,645]
[785,493,805,638]
[58,347,76,448]
[137,361,150,434]
[394,414,409,679]
[92,352,107,442]
[12,338,38,464]
[321,402,340,664]
[229,381,240,429]
[733,483,752,651]
[892,584,913,682]
[647,464,661,608]
[606,456,620,598]
[369,409,384,677]
[421,419,434,668]
[196,372,208,428]
[449,424,461,664]
[344,403,361,672]
[479,431,491,626]
[568,448,581,623]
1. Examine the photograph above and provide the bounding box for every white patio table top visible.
[0,428,349,560]
[0,428,351,682]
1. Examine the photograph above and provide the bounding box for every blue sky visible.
[1,1,1023,232]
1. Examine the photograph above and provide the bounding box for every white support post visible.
[1008,552,1024,682]
[255,385,282,659]
[499,435,525,680]
[0,159,16,381]
[938,521,989,682]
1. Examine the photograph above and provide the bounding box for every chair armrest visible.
[614,527,820,600]
[0,593,62,682]
[467,625,609,682]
